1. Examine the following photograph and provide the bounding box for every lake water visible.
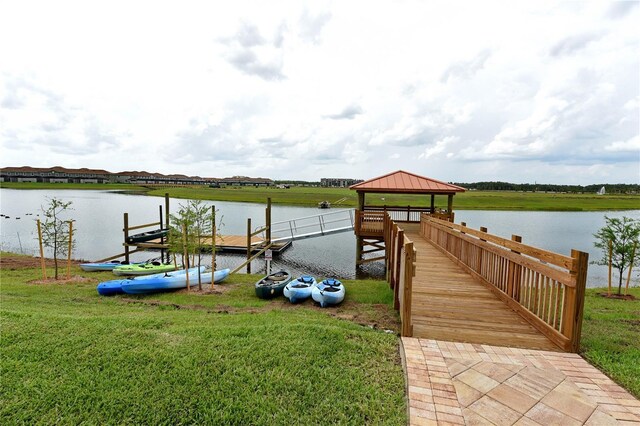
[1,188,638,288]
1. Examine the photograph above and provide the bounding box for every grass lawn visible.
[145,186,640,211]
[2,254,639,424]
[0,259,406,424]
[3,182,639,211]
[581,287,640,398]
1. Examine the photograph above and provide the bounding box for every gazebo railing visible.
[359,206,453,225]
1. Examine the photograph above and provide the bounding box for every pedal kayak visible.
[283,275,316,303]
[81,260,143,272]
[312,278,345,308]
[113,261,177,276]
[121,268,230,294]
[255,270,292,299]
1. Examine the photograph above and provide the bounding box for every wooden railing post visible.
[246,218,252,274]
[393,228,404,310]
[564,249,589,352]
[508,235,522,299]
[401,242,415,337]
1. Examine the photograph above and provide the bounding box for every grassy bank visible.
[144,186,640,211]
[3,182,639,210]
[581,287,640,398]
[0,259,405,424]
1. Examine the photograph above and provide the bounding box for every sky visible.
[0,1,638,184]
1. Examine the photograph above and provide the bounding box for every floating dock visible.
[129,235,291,254]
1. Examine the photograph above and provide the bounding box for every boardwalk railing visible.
[355,208,453,237]
[383,214,416,337]
[419,215,589,352]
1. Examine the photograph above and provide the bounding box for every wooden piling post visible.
[123,213,130,263]
[164,193,170,229]
[182,223,190,290]
[66,220,73,279]
[355,237,363,265]
[211,205,216,276]
[266,198,272,245]
[246,218,252,274]
[36,219,47,280]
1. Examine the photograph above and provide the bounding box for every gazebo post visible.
[447,194,454,220]
[430,194,435,213]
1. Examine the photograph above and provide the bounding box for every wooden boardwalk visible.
[403,225,562,352]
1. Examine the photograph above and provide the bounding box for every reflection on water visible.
[0,188,638,287]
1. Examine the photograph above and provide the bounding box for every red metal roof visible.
[349,170,465,194]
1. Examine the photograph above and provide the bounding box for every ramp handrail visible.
[254,209,355,243]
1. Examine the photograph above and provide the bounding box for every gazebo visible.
[349,170,465,264]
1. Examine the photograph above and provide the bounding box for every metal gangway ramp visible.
[264,209,355,243]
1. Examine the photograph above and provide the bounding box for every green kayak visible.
[112,262,177,276]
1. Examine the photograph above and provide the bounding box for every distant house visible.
[0,166,273,187]
[0,166,111,183]
[218,176,273,187]
[321,178,364,188]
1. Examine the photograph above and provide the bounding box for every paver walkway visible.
[402,337,640,425]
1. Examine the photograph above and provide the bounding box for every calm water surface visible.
[1,189,638,287]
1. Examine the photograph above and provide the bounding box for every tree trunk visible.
[53,239,58,280]
[618,268,624,296]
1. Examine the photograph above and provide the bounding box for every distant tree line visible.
[451,182,639,194]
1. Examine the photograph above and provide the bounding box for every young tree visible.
[593,216,640,296]
[39,197,75,280]
[168,200,220,290]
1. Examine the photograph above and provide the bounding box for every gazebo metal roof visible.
[349,170,466,194]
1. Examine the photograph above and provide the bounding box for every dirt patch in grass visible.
[29,276,95,285]
[598,292,637,301]
[621,319,640,330]
[1,253,82,270]
[119,294,400,333]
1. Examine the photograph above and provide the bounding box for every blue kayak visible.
[97,267,205,296]
[312,278,345,308]
[121,268,230,295]
[283,275,316,303]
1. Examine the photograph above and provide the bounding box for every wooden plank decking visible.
[403,225,562,352]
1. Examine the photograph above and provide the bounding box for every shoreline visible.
[2,183,640,212]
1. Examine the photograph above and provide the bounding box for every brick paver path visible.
[402,337,640,425]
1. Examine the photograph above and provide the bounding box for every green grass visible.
[581,287,640,398]
[2,182,639,210]
[146,186,640,211]
[0,262,405,425]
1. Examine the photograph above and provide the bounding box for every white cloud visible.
[0,0,638,184]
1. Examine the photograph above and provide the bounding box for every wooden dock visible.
[130,235,291,254]
[403,224,561,351]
